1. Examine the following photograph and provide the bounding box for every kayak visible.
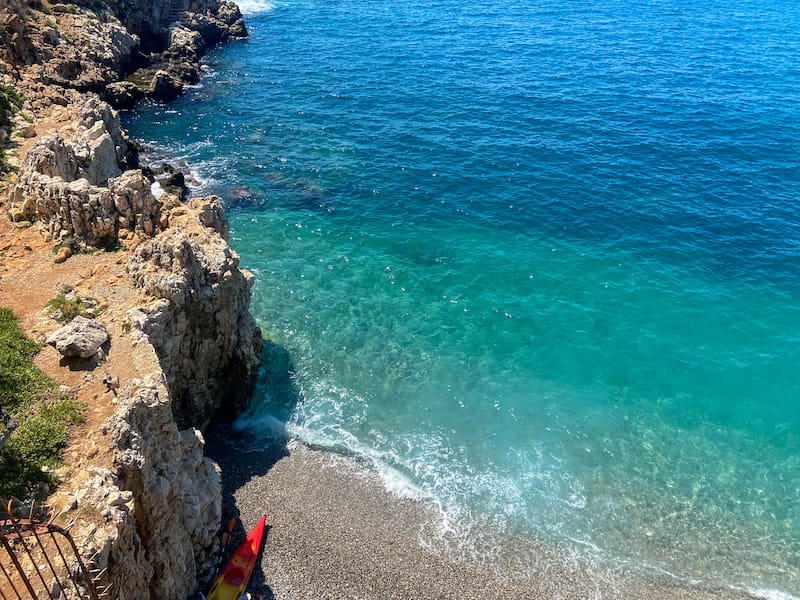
[207,515,267,600]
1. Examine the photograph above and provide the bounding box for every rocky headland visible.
[0,0,260,598]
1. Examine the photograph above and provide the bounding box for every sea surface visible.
[124,0,800,596]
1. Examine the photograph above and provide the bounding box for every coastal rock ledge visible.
[0,1,261,598]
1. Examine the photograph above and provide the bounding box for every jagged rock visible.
[217,0,248,38]
[110,169,161,237]
[126,197,262,428]
[149,69,183,100]
[2,1,258,598]
[106,376,221,600]
[104,81,145,109]
[75,96,136,179]
[148,163,188,200]
[65,467,149,600]
[4,8,139,90]
[166,25,205,63]
[46,315,109,359]
[7,98,160,247]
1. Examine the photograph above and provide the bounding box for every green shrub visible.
[0,308,55,412]
[0,84,24,129]
[0,84,24,177]
[45,294,86,323]
[0,308,84,499]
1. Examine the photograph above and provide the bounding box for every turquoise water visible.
[125,0,800,595]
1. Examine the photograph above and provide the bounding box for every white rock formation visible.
[127,197,262,429]
[46,315,109,359]
[8,98,160,247]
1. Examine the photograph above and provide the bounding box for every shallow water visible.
[125,0,800,595]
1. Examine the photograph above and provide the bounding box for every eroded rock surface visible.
[127,197,262,428]
[1,1,260,597]
[8,97,160,247]
[46,315,109,359]
[105,375,222,599]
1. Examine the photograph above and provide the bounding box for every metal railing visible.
[0,502,99,600]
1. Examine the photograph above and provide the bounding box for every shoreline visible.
[205,424,756,600]
[1,3,785,598]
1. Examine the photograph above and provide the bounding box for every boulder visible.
[149,70,183,101]
[46,315,109,359]
[104,81,145,110]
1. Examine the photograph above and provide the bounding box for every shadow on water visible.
[203,339,301,600]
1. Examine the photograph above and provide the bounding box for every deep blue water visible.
[125,0,800,596]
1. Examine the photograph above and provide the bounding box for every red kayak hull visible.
[207,515,267,600]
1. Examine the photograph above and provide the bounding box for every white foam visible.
[235,0,276,15]
[233,412,287,442]
[746,589,800,600]
[150,181,164,199]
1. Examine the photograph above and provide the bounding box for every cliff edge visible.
[0,0,261,598]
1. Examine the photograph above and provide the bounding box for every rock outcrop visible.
[34,189,261,598]
[59,371,224,600]
[107,375,222,599]
[8,97,159,247]
[127,197,262,429]
[0,0,246,106]
[0,6,140,92]
[0,1,261,597]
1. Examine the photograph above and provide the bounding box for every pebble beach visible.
[205,426,754,600]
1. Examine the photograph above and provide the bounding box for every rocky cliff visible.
[1,0,245,106]
[127,197,262,429]
[0,0,261,597]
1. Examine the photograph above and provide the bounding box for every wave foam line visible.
[236,0,276,15]
[745,589,800,600]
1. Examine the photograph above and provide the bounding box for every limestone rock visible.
[149,69,183,100]
[106,376,221,600]
[126,197,262,428]
[110,169,162,237]
[7,98,160,247]
[166,26,205,63]
[3,8,139,91]
[46,315,109,359]
[74,96,136,181]
[66,467,150,600]
[104,81,145,109]
[53,245,71,263]
[1,2,258,598]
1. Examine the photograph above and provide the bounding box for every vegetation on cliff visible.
[0,84,24,175]
[0,307,83,499]
[0,85,24,129]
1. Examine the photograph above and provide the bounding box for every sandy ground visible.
[205,424,754,600]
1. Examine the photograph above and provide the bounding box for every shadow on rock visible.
[203,339,301,600]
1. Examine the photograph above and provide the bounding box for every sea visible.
[123,0,800,597]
